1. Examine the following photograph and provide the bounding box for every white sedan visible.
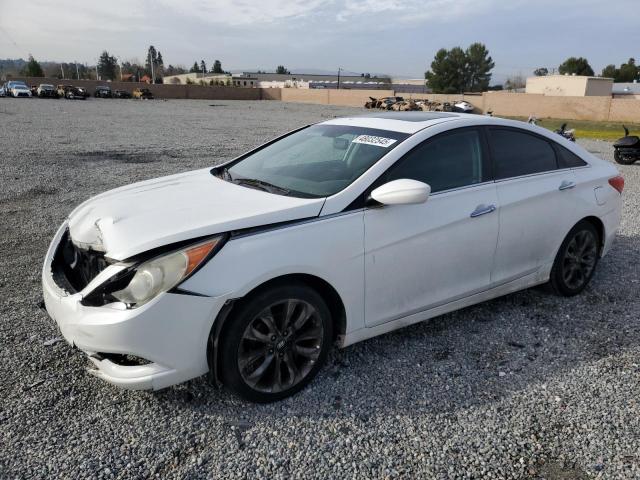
[43,113,623,402]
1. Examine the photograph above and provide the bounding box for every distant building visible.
[240,72,392,89]
[612,81,640,99]
[390,78,430,94]
[525,75,613,97]
[162,73,232,86]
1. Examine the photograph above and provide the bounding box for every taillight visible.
[608,175,624,194]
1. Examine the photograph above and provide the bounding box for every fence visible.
[279,88,640,123]
[11,77,640,122]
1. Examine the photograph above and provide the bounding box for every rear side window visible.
[489,128,558,179]
[384,128,487,193]
[555,144,588,168]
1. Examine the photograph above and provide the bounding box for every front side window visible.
[383,128,487,193]
[489,128,558,179]
[220,125,409,198]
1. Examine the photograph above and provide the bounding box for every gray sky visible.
[1,0,638,82]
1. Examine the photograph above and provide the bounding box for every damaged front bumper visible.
[42,222,226,390]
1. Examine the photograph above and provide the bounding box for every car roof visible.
[321,112,544,135]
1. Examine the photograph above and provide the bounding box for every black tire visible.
[549,220,600,296]
[614,149,637,165]
[218,284,332,403]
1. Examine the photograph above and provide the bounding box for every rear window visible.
[555,144,587,168]
[489,128,558,179]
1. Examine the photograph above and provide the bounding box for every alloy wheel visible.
[237,299,323,393]
[562,230,597,290]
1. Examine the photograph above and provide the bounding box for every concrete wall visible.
[482,92,612,121]
[280,88,395,107]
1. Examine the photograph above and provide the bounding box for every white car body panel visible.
[67,168,324,260]
[363,182,499,326]
[42,113,623,390]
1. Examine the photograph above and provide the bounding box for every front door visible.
[364,128,499,327]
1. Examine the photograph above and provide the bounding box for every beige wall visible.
[280,88,395,107]
[525,75,613,97]
[483,92,612,121]
[278,88,640,123]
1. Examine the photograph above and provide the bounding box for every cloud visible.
[155,0,330,26]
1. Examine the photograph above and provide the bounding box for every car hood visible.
[67,168,325,260]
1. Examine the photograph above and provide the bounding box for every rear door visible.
[487,127,578,284]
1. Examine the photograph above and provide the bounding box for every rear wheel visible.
[219,284,332,403]
[549,221,600,296]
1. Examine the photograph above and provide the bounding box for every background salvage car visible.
[36,84,58,98]
[113,89,132,99]
[94,86,112,98]
[58,85,86,100]
[43,112,623,403]
[133,87,153,99]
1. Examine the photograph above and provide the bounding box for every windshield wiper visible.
[233,178,291,195]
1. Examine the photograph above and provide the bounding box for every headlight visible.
[110,237,222,307]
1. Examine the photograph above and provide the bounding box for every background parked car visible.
[6,81,32,97]
[94,86,112,98]
[36,84,59,98]
[76,86,90,99]
[57,85,86,100]
[0,84,6,97]
[113,89,132,99]
[133,87,153,99]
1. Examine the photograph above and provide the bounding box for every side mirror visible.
[370,179,430,206]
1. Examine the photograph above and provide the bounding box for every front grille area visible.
[51,230,109,293]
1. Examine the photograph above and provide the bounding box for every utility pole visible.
[60,64,65,79]
[95,63,99,81]
[75,62,79,80]
[337,67,342,90]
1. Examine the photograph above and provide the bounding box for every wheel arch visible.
[207,273,347,386]
[581,215,605,256]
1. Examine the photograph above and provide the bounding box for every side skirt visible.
[340,270,548,348]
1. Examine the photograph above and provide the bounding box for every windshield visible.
[221,124,409,198]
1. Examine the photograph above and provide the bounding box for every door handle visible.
[559,180,576,191]
[470,204,496,218]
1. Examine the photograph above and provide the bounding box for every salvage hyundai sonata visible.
[43,112,623,402]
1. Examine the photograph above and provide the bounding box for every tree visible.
[533,67,548,76]
[425,43,494,93]
[465,43,494,92]
[504,74,526,90]
[200,60,207,73]
[617,58,638,83]
[97,51,117,80]
[189,62,200,73]
[211,59,223,74]
[276,65,290,75]
[601,64,617,79]
[558,57,594,76]
[145,45,157,74]
[22,55,44,77]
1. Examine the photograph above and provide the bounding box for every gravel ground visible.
[0,99,639,479]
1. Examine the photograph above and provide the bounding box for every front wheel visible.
[219,284,332,403]
[614,149,637,165]
[549,221,600,296]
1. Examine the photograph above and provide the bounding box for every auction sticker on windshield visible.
[352,135,398,148]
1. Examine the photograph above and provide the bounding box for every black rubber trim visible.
[169,287,210,297]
